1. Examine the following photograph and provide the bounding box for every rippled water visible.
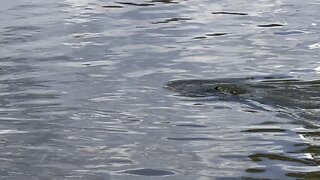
[1,0,320,179]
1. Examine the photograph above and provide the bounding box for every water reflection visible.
[62,0,105,24]
[165,76,320,177]
[1,0,320,179]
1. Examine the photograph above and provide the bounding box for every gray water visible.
[1,0,320,179]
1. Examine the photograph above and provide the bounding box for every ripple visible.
[286,171,320,179]
[152,17,192,24]
[2,25,41,33]
[206,33,228,36]
[254,121,283,125]
[150,0,178,4]
[121,168,175,176]
[54,60,117,68]
[194,32,228,39]
[102,5,123,9]
[2,0,320,179]
[297,131,320,138]
[175,124,207,128]
[274,30,306,35]
[245,168,266,173]
[309,43,320,49]
[249,153,316,165]
[241,128,286,133]
[116,2,155,7]
[0,129,28,135]
[211,11,248,16]
[167,137,214,141]
[258,24,284,28]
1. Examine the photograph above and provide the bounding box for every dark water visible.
[1,0,320,179]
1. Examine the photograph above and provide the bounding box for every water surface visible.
[0,0,320,179]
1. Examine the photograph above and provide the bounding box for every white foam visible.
[309,43,320,49]
[315,66,320,72]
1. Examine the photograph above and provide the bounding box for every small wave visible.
[116,2,155,7]
[102,5,123,9]
[274,30,305,35]
[152,17,192,24]
[258,24,284,27]
[121,168,175,176]
[212,11,248,16]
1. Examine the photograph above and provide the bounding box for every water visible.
[0,0,320,179]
